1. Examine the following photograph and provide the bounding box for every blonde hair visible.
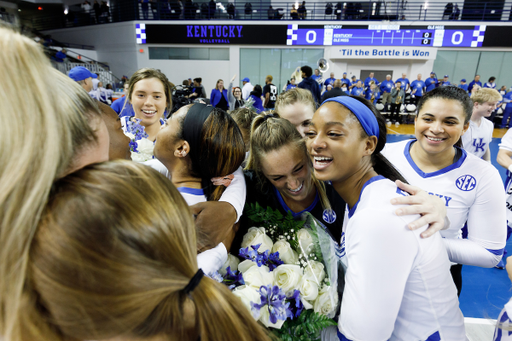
[52,68,103,173]
[471,87,502,104]
[0,26,74,339]
[27,161,272,341]
[246,112,331,211]
[215,78,225,90]
[126,68,173,113]
[275,87,316,114]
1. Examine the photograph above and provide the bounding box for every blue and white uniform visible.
[338,176,466,341]
[468,80,483,93]
[364,76,379,88]
[484,82,497,89]
[461,118,494,159]
[494,298,512,341]
[382,140,506,268]
[286,83,297,91]
[459,83,469,93]
[441,80,451,86]
[500,129,512,227]
[502,92,512,128]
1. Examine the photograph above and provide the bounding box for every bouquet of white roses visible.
[125,118,155,162]
[210,203,338,341]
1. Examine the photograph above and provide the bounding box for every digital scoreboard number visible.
[286,25,486,48]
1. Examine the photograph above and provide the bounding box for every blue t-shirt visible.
[410,80,426,97]
[380,80,394,93]
[340,78,351,87]
[458,83,469,93]
[324,77,336,87]
[425,77,438,92]
[503,92,512,108]
[286,84,297,91]
[365,88,381,103]
[351,87,365,97]
[111,96,135,117]
[351,79,361,86]
[468,80,482,93]
[395,78,410,90]
[364,77,379,88]
[440,81,451,86]
[484,82,497,89]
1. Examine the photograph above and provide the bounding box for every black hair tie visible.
[183,269,204,295]
[262,113,275,122]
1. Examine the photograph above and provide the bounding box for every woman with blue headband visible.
[306,96,466,340]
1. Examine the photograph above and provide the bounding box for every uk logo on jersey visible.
[456,174,477,191]
[472,138,486,153]
[323,208,337,224]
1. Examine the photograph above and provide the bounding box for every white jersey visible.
[339,176,466,341]
[499,128,512,226]
[242,82,254,100]
[382,140,506,268]
[461,118,494,159]
[142,159,246,223]
[494,298,512,341]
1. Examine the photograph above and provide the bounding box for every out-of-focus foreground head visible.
[0,26,74,339]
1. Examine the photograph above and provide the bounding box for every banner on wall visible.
[136,23,512,48]
[329,46,437,60]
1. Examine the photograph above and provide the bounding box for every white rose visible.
[299,278,319,301]
[219,253,240,276]
[243,265,274,290]
[259,305,286,329]
[272,240,299,264]
[303,260,326,284]
[273,264,303,293]
[296,228,314,253]
[313,286,338,317]
[241,227,273,253]
[232,285,261,316]
[238,259,256,274]
[137,138,155,155]
[300,295,314,310]
[130,150,146,162]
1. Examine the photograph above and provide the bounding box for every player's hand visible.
[231,74,236,83]
[190,201,237,249]
[390,180,447,238]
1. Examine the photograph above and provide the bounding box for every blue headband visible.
[322,96,380,139]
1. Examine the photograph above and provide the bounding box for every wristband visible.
[508,164,512,173]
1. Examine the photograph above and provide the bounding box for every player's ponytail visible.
[24,161,271,341]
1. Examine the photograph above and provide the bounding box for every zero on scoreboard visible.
[286,25,486,48]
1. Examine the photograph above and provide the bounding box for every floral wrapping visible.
[124,118,155,162]
[208,203,339,341]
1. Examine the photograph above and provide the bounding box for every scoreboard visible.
[286,24,487,48]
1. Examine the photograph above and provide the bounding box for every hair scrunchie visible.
[183,269,204,295]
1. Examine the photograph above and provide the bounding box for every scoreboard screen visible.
[286,24,486,48]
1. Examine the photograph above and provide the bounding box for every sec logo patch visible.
[455,174,476,192]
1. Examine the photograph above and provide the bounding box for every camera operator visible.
[187,77,206,99]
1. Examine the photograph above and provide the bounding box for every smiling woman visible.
[306,95,466,340]
[381,86,506,295]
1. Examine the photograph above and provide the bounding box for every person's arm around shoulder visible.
[497,149,512,171]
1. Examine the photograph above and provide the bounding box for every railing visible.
[50,61,121,88]
[33,1,512,31]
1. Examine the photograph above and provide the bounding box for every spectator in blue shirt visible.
[324,72,336,88]
[286,77,297,91]
[468,75,482,93]
[364,72,379,89]
[440,75,451,86]
[340,72,351,88]
[395,73,410,92]
[410,73,426,106]
[379,74,394,112]
[298,65,321,105]
[349,75,361,89]
[54,49,67,62]
[365,82,381,104]
[484,76,497,89]
[501,89,512,128]
[311,68,322,85]
[458,79,469,93]
[425,72,438,92]
[350,80,365,97]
